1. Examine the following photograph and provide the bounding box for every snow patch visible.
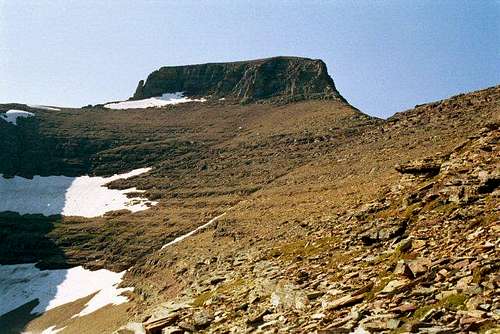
[0,167,157,217]
[1,110,35,125]
[161,212,227,249]
[40,326,66,334]
[104,92,207,109]
[0,263,132,317]
[27,105,61,111]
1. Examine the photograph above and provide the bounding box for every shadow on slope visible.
[0,175,73,216]
[0,106,104,178]
[0,300,40,334]
[0,213,68,268]
[0,213,69,333]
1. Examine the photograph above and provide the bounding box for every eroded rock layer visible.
[132,56,345,103]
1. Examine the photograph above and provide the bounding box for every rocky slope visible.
[132,57,345,103]
[0,99,374,272]
[0,57,498,334]
[135,124,499,334]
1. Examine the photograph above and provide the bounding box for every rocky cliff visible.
[132,56,346,103]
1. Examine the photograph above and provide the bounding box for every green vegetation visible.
[267,236,340,262]
[192,291,214,308]
[393,293,468,332]
[192,277,252,308]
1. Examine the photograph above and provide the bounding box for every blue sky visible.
[0,1,498,118]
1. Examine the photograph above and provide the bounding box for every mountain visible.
[0,58,498,334]
[132,56,346,103]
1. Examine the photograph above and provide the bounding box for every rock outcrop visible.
[132,56,346,103]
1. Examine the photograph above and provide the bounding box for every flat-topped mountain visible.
[132,56,346,103]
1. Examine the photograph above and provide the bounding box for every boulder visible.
[270,281,308,310]
[324,294,365,310]
[395,159,441,176]
[360,219,407,245]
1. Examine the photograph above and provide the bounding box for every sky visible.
[0,1,498,118]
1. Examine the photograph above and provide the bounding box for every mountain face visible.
[132,56,346,103]
[0,57,499,334]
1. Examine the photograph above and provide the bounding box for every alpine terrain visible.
[0,56,498,334]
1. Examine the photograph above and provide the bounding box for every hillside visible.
[0,57,498,334]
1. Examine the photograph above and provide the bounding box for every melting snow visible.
[27,104,61,111]
[0,263,132,317]
[104,92,207,109]
[0,168,157,217]
[22,326,66,334]
[161,212,227,249]
[1,110,35,125]
[41,326,66,334]
[23,325,67,334]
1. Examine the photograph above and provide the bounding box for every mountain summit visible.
[132,56,346,103]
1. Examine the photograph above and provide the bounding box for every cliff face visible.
[132,56,346,103]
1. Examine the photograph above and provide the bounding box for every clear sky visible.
[1,1,498,118]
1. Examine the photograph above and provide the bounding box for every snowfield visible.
[1,109,35,125]
[104,92,207,109]
[0,263,132,317]
[27,104,61,111]
[0,168,157,217]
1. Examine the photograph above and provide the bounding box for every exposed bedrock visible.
[132,56,346,103]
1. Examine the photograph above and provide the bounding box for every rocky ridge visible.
[132,57,345,104]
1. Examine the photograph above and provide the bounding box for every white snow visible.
[39,326,66,334]
[161,212,227,249]
[27,105,61,111]
[22,326,66,334]
[104,92,207,109]
[1,109,35,125]
[0,167,157,217]
[0,263,132,317]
